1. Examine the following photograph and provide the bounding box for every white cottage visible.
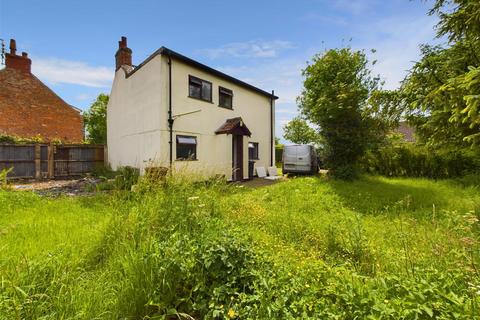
[107,37,277,181]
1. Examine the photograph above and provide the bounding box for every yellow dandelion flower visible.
[228,308,235,318]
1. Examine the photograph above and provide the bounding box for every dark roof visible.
[127,46,278,100]
[215,117,252,136]
[394,121,416,142]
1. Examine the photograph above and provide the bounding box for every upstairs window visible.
[189,75,212,102]
[176,135,197,160]
[219,87,233,109]
[248,142,259,160]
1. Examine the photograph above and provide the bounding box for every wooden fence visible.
[0,144,105,179]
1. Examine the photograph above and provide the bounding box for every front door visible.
[232,135,243,181]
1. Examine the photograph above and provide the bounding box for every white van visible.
[282,144,319,174]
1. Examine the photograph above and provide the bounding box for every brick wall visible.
[0,38,84,143]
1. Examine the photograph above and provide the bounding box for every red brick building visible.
[0,39,84,142]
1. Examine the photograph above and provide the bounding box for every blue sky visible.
[0,0,440,141]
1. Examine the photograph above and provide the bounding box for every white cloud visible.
[197,40,295,59]
[32,58,112,88]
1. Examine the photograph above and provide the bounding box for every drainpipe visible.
[270,90,274,167]
[168,56,174,166]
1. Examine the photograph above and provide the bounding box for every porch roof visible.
[215,117,252,136]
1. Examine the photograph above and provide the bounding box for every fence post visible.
[34,144,41,179]
[47,143,55,179]
[103,145,108,166]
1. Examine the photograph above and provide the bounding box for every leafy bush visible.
[114,166,140,190]
[91,164,118,180]
[0,134,78,145]
[362,144,480,178]
[327,164,359,181]
[0,134,44,144]
[140,229,261,319]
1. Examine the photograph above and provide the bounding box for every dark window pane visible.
[176,135,197,160]
[201,82,212,101]
[248,142,259,160]
[190,77,202,85]
[189,82,201,98]
[219,87,233,108]
[219,87,232,95]
[219,92,232,108]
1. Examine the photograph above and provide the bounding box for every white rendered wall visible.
[107,55,163,171]
[158,56,275,180]
[107,53,275,179]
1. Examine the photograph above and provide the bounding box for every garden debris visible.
[11,177,104,197]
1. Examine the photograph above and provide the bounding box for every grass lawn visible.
[0,175,479,319]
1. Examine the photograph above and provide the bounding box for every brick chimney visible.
[5,39,32,73]
[115,36,132,70]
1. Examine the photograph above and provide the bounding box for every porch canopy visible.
[215,117,251,136]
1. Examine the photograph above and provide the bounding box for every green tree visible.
[398,0,480,147]
[83,94,109,144]
[298,48,380,179]
[283,117,322,145]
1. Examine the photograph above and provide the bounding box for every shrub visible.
[138,229,261,319]
[0,134,44,144]
[114,166,140,190]
[362,144,480,179]
[327,164,359,180]
[91,164,118,179]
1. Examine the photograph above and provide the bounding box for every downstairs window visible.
[176,135,197,160]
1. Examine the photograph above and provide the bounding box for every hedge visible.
[361,144,480,179]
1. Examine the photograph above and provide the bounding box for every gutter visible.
[168,56,173,166]
[127,46,279,100]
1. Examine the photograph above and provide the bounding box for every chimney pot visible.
[9,39,17,55]
[115,36,132,70]
[5,38,32,73]
[119,36,127,48]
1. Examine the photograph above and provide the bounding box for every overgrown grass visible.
[0,174,479,319]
